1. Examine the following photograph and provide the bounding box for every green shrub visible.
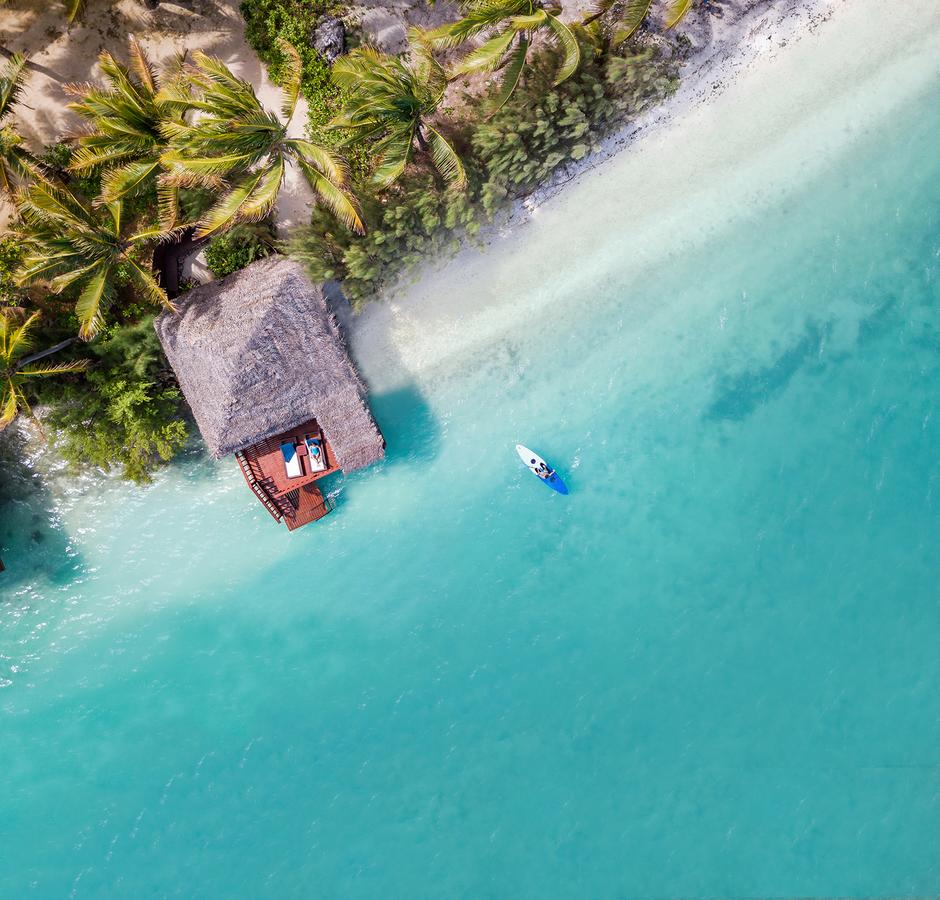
[473,44,678,213]
[240,0,338,130]
[204,224,276,277]
[44,319,188,483]
[293,173,480,309]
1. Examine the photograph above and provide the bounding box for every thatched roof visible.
[154,256,384,468]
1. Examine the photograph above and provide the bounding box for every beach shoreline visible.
[512,0,838,225]
[347,0,940,392]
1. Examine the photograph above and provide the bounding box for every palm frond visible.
[664,0,694,28]
[2,310,40,363]
[408,28,447,100]
[127,35,157,93]
[451,29,517,77]
[74,265,112,341]
[128,222,192,245]
[580,0,614,26]
[612,0,654,43]
[424,125,467,189]
[100,157,162,202]
[430,0,530,48]
[0,383,18,430]
[122,257,173,312]
[17,359,89,377]
[156,177,181,229]
[194,172,265,238]
[509,11,548,30]
[544,15,581,85]
[296,160,365,235]
[64,0,86,24]
[276,38,303,122]
[371,128,414,187]
[161,149,257,177]
[487,36,528,115]
[236,156,285,221]
[0,53,28,120]
[286,139,348,185]
[49,259,104,293]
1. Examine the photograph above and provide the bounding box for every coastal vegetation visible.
[160,44,363,236]
[0,53,40,195]
[0,0,691,479]
[43,318,188,482]
[329,33,467,189]
[429,0,581,113]
[204,224,276,279]
[1,310,86,430]
[294,38,677,307]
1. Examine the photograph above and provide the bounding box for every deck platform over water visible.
[235,418,337,529]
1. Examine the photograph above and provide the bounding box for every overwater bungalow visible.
[154,257,385,530]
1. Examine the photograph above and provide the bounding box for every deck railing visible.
[235,450,283,522]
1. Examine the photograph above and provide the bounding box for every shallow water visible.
[4,18,940,900]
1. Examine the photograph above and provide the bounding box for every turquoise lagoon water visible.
[3,53,940,900]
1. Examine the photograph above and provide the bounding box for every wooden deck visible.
[235,418,337,530]
[242,419,339,497]
[283,483,334,530]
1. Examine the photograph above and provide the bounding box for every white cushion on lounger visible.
[281,442,302,478]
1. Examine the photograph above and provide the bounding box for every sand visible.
[346,0,940,392]
[0,0,459,234]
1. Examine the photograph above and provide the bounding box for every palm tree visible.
[429,0,580,114]
[0,53,43,196]
[329,30,467,189]
[582,0,694,46]
[159,41,363,237]
[1,310,87,431]
[66,38,187,215]
[14,180,174,340]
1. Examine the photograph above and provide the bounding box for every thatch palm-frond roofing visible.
[154,256,384,468]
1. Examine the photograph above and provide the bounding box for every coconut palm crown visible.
[66,38,187,214]
[0,53,43,196]
[15,181,174,340]
[1,310,87,430]
[158,42,363,237]
[582,0,694,46]
[429,0,581,114]
[329,30,467,189]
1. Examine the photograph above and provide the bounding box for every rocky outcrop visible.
[311,17,346,63]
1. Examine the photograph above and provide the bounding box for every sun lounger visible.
[305,436,327,473]
[281,442,303,478]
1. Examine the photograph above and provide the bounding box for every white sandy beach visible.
[349,0,940,391]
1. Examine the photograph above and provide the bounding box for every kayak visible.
[516,444,569,495]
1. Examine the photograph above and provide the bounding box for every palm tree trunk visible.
[415,124,429,153]
[18,338,77,368]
